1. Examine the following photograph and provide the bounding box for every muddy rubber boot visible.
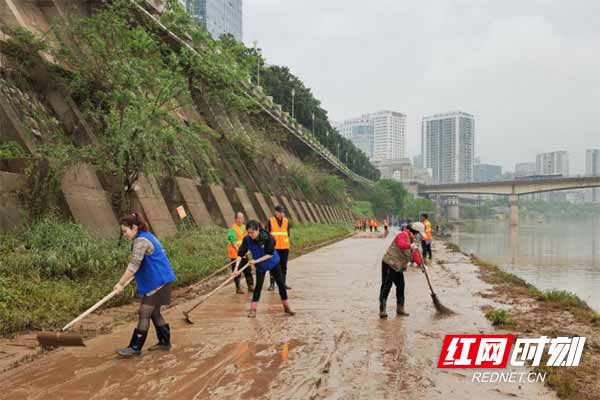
[117,329,148,357]
[396,306,410,317]
[267,276,275,291]
[379,303,388,319]
[148,324,171,351]
[248,302,257,318]
[246,275,254,292]
[234,275,245,294]
[282,300,295,316]
[283,273,292,290]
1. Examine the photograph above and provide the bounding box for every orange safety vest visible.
[423,219,432,241]
[227,223,245,259]
[270,216,290,250]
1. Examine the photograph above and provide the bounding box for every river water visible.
[449,216,600,313]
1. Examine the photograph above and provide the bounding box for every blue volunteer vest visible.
[244,235,280,272]
[134,231,176,296]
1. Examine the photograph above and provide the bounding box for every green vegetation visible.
[485,308,513,327]
[462,198,600,220]
[260,66,379,180]
[0,141,27,158]
[521,200,600,218]
[537,290,590,309]
[359,179,436,220]
[0,219,351,336]
[352,200,375,218]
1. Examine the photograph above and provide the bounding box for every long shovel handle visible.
[61,277,134,332]
[185,264,251,314]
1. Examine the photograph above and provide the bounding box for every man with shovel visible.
[379,222,427,319]
[228,212,254,294]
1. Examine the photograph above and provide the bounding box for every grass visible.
[0,218,352,336]
[484,308,513,327]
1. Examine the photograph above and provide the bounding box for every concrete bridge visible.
[418,176,600,224]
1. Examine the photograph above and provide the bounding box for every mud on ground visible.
[0,233,559,399]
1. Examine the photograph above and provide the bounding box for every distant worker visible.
[369,219,374,232]
[379,222,426,318]
[421,213,433,261]
[383,218,389,235]
[228,212,254,294]
[114,212,176,356]
[267,205,291,291]
[234,220,295,317]
[374,219,379,232]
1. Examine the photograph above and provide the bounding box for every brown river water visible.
[0,232,555,399]
[450,216,600,313]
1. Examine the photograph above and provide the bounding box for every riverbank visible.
[444,241,600,400]
[0,221,353,372]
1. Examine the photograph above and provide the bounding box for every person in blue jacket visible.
[233,220,295,317]
[113,212,176,356]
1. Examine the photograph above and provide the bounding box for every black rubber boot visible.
[117,329,148,357]
[283,273,292,290]
[267,276,275,291]
[246,274,254,292]
[234,276,244,294]
[397,305,410,317]
[379,303,388,319]
[148,324,171,351]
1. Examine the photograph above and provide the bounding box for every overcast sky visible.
[244,0,600,174]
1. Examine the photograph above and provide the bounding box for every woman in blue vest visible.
[113,212,176,356]
[233,220,295,317]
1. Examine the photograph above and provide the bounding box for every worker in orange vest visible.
[421,213,433,261]
[227,212,253,294]
[267,205,292,291]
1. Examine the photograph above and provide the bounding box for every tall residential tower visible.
[180,0,243,41]
[421,111,475,184]
[334,111,406,162]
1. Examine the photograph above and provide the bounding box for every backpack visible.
[394,230,412,250]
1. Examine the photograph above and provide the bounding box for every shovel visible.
[37,278,133,348]
[184,263,250,324]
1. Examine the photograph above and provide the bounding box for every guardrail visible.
[132,0,375,186]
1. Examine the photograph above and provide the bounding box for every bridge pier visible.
[509,194,518,226]
[447,196,460,220]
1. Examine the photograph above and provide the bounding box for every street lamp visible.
[291,88,295,119]
[311,112,315,136]
[253,40,260,86]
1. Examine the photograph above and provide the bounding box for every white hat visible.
[410,222,426,236]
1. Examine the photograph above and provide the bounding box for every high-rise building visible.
[421,111,475,184]
[334,111,406,162]
[474,163,502,182]
[585,149,600,202]
[413,154,423,169]
[535,151,569,176]
[334,117,373,158]
[535,151,569,201]
[515,162,536,177]
[180,0,243,41]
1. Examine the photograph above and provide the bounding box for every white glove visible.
[410,242,419,250]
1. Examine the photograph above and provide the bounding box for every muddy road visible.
[0,232,556,399]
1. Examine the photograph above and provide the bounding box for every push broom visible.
[37,278,134,348]
[413,248,455,315]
